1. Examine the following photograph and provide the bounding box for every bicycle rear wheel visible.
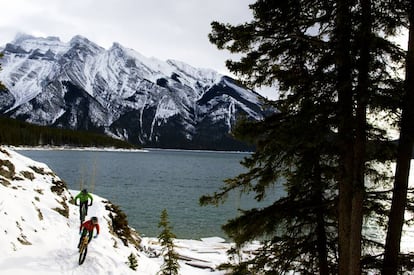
[80,204,86,223]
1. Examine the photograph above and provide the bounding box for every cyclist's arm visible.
[88,193,93,205]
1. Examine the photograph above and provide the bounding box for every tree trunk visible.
[349,0,371,273]
[383,3,414,274]
[335,0,355,273]
[313,157,329,275]
[316,209,329,275]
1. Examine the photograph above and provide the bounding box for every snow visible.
[2,146,414,274]
[222,78,259,105]
[0,147,243,274]
[0,33,226,104]
[0,53,57,109]
[0,34,267,147]
[167,59,222,88]
[12,33,70,56]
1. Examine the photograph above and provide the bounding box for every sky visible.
[0,0,277,99]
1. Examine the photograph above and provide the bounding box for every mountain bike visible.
[78,234,90,265]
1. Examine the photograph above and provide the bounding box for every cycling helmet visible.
[91,216,98,223]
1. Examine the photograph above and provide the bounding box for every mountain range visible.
[0,34,270,150]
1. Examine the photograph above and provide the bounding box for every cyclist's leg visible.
[81,201,88,218]
[79,202,82,216]
[87,230,93,243]
[85,202,89,216]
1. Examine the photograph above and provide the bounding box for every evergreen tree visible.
[127,253,139,271]
[0,116,136,148]
[203,1,342,273]
[383,1,414,273]
[334,1,357,271]
[158,209,179,275]
[201,0,410,273]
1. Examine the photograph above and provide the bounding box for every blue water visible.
[18,149,282,239]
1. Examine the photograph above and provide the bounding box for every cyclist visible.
[78,216,100,248]
[74,189,93,217]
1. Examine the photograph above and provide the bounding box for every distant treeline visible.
[0,116,137,149]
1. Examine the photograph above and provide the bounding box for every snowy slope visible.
[0,147,145,274]
[0,34,269,150]
[0,146,253,274]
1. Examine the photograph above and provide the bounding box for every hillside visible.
[0,146,145,273]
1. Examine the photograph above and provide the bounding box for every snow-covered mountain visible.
[0,34,269,150]
[0,146,251,274]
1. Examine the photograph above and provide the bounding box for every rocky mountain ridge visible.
[0,34,268,150]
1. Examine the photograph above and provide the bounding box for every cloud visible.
[2,0,254,70]
[0,0,282,99]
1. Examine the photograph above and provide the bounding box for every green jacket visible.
[75,192,93,203]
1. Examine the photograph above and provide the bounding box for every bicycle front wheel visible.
[78,245,88,265]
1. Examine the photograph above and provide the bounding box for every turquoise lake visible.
[18,149,282,239]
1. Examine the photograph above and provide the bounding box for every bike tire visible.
[78,245,88,265]
[78,236,89,265]
[80,205,86,223]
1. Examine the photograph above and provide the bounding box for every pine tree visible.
[127,253,139,271]
[201,0,410,273]
[383,2,414,273]
[158,209,179,275]
[203,2,342,273]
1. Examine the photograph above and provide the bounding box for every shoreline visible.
[6,145,252,154]
[6,145,149,153]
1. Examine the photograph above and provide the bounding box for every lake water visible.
[18,149,281,239]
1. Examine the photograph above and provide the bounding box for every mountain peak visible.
[108,42,128,56]
[68,35,104,56]
[0,34,268,150]
[12,33,61,45]
[12,32,36,44]
[69,35,91,44]
[167,59,222,84]
[8,33,68,55]
[45,36,61,42]
[111,41,123,49]
[69,35,101,49]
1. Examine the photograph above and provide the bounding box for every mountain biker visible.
[78,216,100,248]
[74,189,93,217]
